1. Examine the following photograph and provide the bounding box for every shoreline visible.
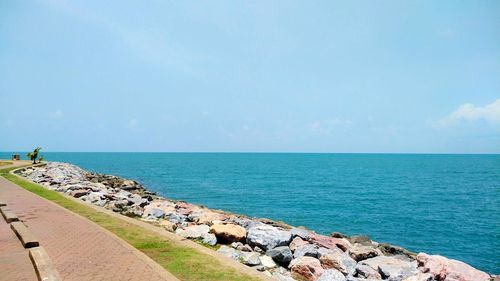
[15,162,496,281]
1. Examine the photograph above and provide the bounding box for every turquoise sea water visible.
[1,152,499,273]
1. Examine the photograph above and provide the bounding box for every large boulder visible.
[197,211,229,225]
[294,244,320,258]
[309,234,351,252]
[144,208,166,218]
[317,269,346,281]
[166,212,187,224]
[318,248,357,276]
[359,256,418,281]
[217,245,241,261]
[416,253,490,281]
[175,224,210,239]
[246,225,292,250]
[266,246,293,266]
[210,223,246,243]
[348,245,381,261]
[290,256,325,281]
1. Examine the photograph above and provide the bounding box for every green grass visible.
[0,166,260,281]
[0,161,13,166]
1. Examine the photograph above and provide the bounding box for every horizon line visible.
[1,151,499,155]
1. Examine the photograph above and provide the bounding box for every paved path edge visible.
[10,221,40,248]
[6,166,180,281]
[29,246,62,281]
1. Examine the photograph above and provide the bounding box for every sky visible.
[1,1,499,153]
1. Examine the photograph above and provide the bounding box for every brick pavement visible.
[0,213,38,281]
[0,176,177,281]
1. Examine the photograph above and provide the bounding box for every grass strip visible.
[0,166,259,281]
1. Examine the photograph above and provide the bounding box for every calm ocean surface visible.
[1,152,499,273]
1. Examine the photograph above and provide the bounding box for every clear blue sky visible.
[1,1,499,153]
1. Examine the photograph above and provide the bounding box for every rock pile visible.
[16,163,496,281]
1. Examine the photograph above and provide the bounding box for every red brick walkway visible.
[0,176,177,281]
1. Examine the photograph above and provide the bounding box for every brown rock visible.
[378,243,416,259]
[348,235,372,246]
[309,234,351,252]
[348,245,381,261]
[290,256,324,281]
[330,232,349,239]
[210,223,246,243]
[198,211,229,225]
[159,220,176,232]
[70,189,88,198]
[177,208,192,216]
[290,237,309,252]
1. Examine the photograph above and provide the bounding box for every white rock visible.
[317,269,346,281]
[175,225,210,239]
[260,255,277,269]
[246,225,292,250]
[201,233,217,246]
[240,252,261,266]
[217,245,241,261]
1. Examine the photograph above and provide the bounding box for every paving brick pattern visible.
[0,177,172,281]
[0,215,38,281]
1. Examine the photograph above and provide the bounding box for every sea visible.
[1,152,498,273]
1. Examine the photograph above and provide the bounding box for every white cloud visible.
[435,99,500,128]
[308,118,352,134]
[48,110,64,119]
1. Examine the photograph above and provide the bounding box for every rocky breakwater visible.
[16,162,496,281]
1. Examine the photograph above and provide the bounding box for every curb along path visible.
[0,208,39,281]
[0,175,178,281]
